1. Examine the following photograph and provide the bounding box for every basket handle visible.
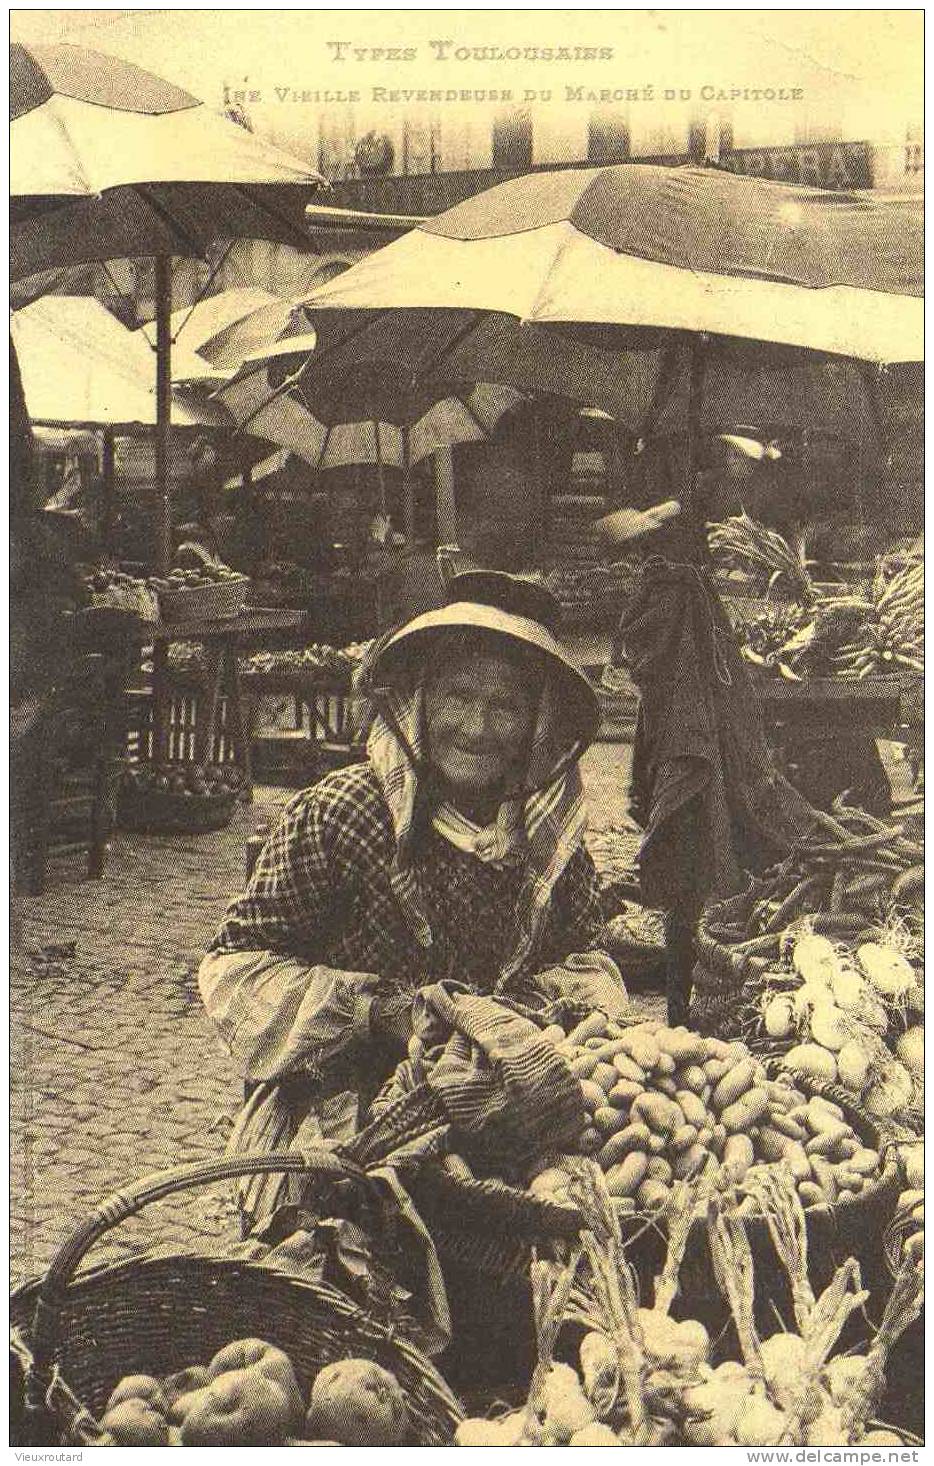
[30,1147,367,1371]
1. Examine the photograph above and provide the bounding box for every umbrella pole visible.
[101,429,115,557]
[154,253,173,575]
[685,338,707,553]
[402,430,416,549]
[435,447,458,545]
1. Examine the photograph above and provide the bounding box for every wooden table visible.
[150,609,308,797]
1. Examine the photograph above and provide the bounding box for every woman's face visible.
[424,651,537,811]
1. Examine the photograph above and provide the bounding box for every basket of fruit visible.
[150,562,250,624]
[81,566,161,623]
[118,762,242,833]
[10,1152,463,1447]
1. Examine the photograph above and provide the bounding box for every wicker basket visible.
[157,576,250,624]
[690,873,874,1035]
[10,1151,463,1448]
[117,764,239,834]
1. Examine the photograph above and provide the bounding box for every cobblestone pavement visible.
[10,744,645,1291]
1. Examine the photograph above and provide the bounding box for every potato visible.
[723,1134,755,1182]
[672,1144,710,1180]
[675,1091,708,1128]
[306,1360,408,1448]
[631,1092,682,1135]
[720,1087,769,1132]
[670,1123,699,1153]
[637,1179,671,1210]
[679,1064,708,1094]
[613,1053,646,1084]
[593,1105,628,1136]
[809,1156,838,1202]
[605,1151,649,1197]
[653,1076,680,1098]
[599,1125,650,1169]
[624,1034,660,1070]
[756,1126,789,1163]
[711,1060,758,1113]
[591,1061,619,1093]
[608,1078,644,1109]
[580,1079,607,1111]
[797,1180,826,1207]
[645,1156,673,1184]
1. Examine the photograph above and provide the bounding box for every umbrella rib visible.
[228,183,317,252]
[43,93,100,197]
[134,183,206,259]
[409,309,481,383]
[301,310,382,377]
[317,422,332,470]
[170,240,239,345]
[229,357,313,434]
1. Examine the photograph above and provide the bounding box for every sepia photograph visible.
[9,8,924,1451]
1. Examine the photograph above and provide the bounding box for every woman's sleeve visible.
[198,789,379,1082]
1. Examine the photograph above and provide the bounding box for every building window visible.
[587,109,630,164]
[492,109,533,171]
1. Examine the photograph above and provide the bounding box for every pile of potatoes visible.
[98,1339,408,1447]
[527,1018,883,1214]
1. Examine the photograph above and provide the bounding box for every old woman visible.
[199,570,627,1222]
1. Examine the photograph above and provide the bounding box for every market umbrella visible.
[12,295,229,429]
[294,164,923,480]
[10,41,324,568]
[139,287,304,372]
[213,333,524,542]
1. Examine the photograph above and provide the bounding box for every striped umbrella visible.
[10,41,324,567]
[296,164,922,477]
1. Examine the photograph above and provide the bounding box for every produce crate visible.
[157,576,250,624]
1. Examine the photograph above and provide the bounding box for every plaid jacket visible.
[203,762,606,1084]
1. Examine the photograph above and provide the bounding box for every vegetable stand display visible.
[710,520,923,812]
[141,609,308,798]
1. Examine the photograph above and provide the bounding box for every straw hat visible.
[362,569,601,750]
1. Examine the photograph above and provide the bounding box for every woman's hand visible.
[534,950,629,1022]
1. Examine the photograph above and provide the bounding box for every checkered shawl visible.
[365,671,589,986]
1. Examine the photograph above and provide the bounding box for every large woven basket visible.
[10,1151,463,1448]
[690,875,874,1035]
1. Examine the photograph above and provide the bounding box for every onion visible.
[807,1404,848,1446]
[864,1059,914,1118]
[540,1363,595,1441]
[836,1041,871,1092]
[784,1042,838,1084]
[831,966,867,1012]
[763,994,795,1039]
[808,1001,850,1052]
[895,1025,924,1080]
[824,1355,868,1407]
[859,994,891,1032]
[760,1333,808,1405]
[793,934,838,984]
[902,1143,923,1189]
[733,1395,788,1447]
[857,943,915,1000]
